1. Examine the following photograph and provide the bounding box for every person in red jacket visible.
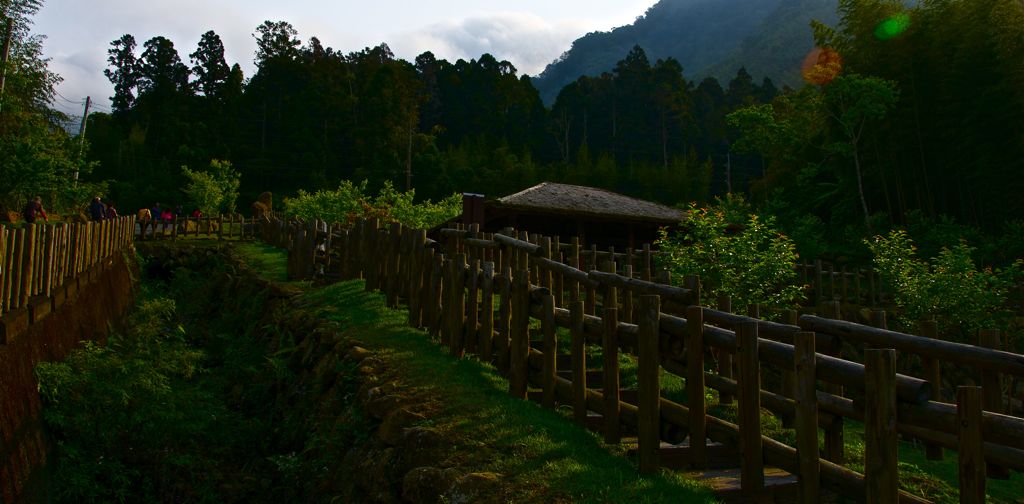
[23,196,48,223]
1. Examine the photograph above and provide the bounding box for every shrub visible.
[181,159,241,215]
[656,199,804,313]
[283,179,461,229]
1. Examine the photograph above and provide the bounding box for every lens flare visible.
[875,13,911,40]
[802,47,843,85]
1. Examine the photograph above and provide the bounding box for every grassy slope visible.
[237,242,714,503]
[237,242,1024,503]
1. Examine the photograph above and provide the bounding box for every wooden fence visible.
[268,217,1024,503]
[0,216,136,324]
[135,214,260,241]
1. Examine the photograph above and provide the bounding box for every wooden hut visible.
[455,182,686,248]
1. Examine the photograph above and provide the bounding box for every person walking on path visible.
[89,197,106,221]
[22,196,48,223]
[105,202,119,220]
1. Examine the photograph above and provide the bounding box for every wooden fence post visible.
[570,237,581,303]
[793,331,820,503]
[541,293,557,410]
[571,300,587,426]
[686,305,707,469]
[0,227,8,315]
[638,295,661,474]
[979,329,1010,479]
[717,294,735,405]
[480,261,495,363]
[736,321,764,494]
[20,224,35,308]
[920,319,944,460]
[813,259,823,304]
[957,386,986,504]
[603,307,620,444]
[508,268,530,399]
[428,252,444,339]
[622,264,634,323]
[865,348,898,504]
[585,245,597,316]
[822,300,845,464]
[448,254,467,358]
[466,258,480,355]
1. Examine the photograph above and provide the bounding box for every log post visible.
[920,319,944,460]
[508,268,530,399]
[448,253,467,358]
[979,329,1010,479]
[717,294,735,405]
[865,349,898,504]
[793,331,820,503]
[466,258,480,355]
[496,264,513,373]
[428,252,444,339]
[480,261,495,362]
[20,224,35,308]
[541,293,557,410]
[571,300,587,426]
[603,307,620,444]
[957,386,986,504]
[737,321,764,494]
[585,244,597,316]
[637,295,661,474]
[622,264,634,323]
[823,301,845,463]
[553,236,564,308]
[686,305,707,469]
[570,237,581,303]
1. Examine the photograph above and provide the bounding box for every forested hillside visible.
[75,0,1024,263]
[531,0,839,104]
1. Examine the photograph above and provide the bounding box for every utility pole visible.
[75,96,91,183]
[0,18,14,115]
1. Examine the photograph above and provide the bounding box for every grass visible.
[234,243,714,503]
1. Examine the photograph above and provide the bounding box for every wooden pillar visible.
[496,263,513,373]
[622,264,634,323]
[736,322,764,493]
[508,268,530,399]
[479,261,495,362]
[602,307,620,444]
[979,329,1009,479]
[637,295,661,474]
[686,306,707,468]
[541,293,557,410]
[865,349,898,504]
[466,258,480,355]
[793,331,820,503]
[571,300,587,426]
[920,319,944,460]
[717,294,734,405]
[19,224,35,308]
[957,386,985,504]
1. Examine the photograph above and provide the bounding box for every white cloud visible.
[390,12,589,76]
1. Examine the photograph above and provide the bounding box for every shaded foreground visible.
[36,242,713,503]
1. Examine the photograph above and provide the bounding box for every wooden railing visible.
[135,214,260,241]
[267,217,1024,503]
[0,216,136,325]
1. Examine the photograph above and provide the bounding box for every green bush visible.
[283,179,461,229]
[867,230,1022,340]
[181,159,241,215]
[35,298,245,502]
[656,198,804,313]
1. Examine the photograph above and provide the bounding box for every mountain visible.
[531,0,839,104]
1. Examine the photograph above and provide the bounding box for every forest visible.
[2,0,1024,265]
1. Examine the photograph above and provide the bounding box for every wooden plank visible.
[541,293,557,409]
[957,386,985,504]
[920,319,945,461]
[571,300,587,426]
[793,331,820,503]
[466,258,480,354]
[496,264,512,373]
[802,314,1024,377]
[43,224,55,297]
[449,254,467,357]
[0,227,8,314]
[736,321,764,494]
[865,349,898,504]
[686,306,708,469]
[603,307,620,444]
[637,295,661,474]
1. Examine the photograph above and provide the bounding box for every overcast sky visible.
[32,0,656,115]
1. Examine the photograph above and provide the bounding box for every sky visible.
[32,0,656,116]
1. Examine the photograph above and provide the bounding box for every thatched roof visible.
[492,182,686,224]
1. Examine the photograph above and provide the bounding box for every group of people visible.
[137,203,200,222]
[88,196,118,221]
[19,197,203,225]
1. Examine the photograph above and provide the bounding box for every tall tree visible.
[103,34,139,113]
[137,36,190,97]
[253,20,300,67]
[189,30,229,99]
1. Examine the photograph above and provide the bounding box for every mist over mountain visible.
[531,0,838,104]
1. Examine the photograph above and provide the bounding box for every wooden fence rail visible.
[0,216,136,331]
[267,217,1024,503]
[134,214,260,241]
